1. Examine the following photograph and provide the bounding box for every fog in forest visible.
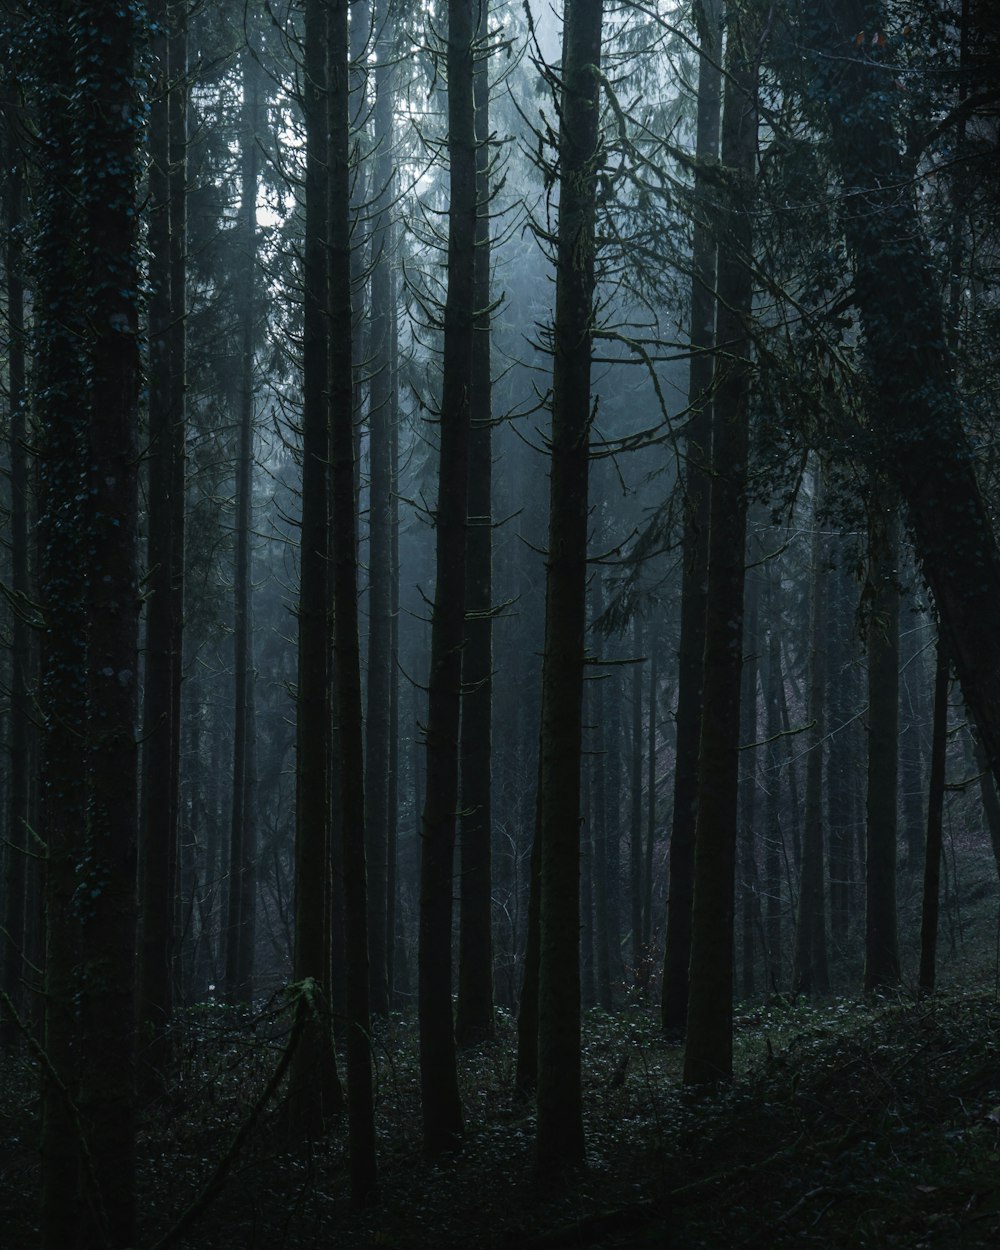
[1,1,999,1246]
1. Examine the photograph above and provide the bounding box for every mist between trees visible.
[1,0,999,1245]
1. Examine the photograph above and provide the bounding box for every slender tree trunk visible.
[899,608,929,874]
[1,98,29,1049]
[138,0,182,1082]
[580,777,596,1010]
[661,0,721,1035]
[761,568,784,989]
[456,0,496,1045]
[226,42,260,1007]
[864,495,901,992]
[288,0,344,1136]
[515,776,542,1096]
[387,296,401,1003]
[919,640,950,991]
[330,0,377,1197]
[36,17,88,1240]
[534,0,604,1165]
[739,566,760,999]
[629,616,644,979]
[793,473,830,997]
[418,0,476,1154]
[364,0,396,1019]
[592,580,611,1008]
[682,0,756,1086]
[827,556,855,950]
[642,629,658,965]
[75,5,143,1242]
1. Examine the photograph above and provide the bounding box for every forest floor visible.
[4,980,1000,1248]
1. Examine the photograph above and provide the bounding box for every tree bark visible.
[418,0,477,1154]
[535,0,604,1164]
[793,472,830,997]
[138,0,184,1082]
[629,616,644,980]
[1,91,29,1050]
[287,0,344,1136]
[456,0,496,1045]
[682,0,756,1086]
[863,494,901,992]
[365,0,396,1020]
[919,639,949,991]
[225,40,260,1008]
[661,0,721,1035]
[330,0,377,1198]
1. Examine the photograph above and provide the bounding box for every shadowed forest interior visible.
[1,0,1000,1246]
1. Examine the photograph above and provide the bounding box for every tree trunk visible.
[418,0,476,1154]
[225,41,260,1008]
[629,617,644,980]
[329,0,377,1198]
[287,0,344,1137]
[661,0,721,1035]
[827,555,856,951]
[642,626,658,967]
[591,578,612,1009]
[1,94,29,1050]
[138,0,183,1082]
[456,0,496,1046]
[739,564,760,999]
[761,566,784,989]
[364,0,396,1020]
[793,472,830,997]
[682,0,756,1086]
[35,16,88,1241]
[864,495,902,992]
[919,639,949,991]
[535,0,604,1165]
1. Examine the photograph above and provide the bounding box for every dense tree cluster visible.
[0,0,998,1243]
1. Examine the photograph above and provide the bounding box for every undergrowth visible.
[3,984,1000,1247]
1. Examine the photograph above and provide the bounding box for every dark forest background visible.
[1,0,1000,1246]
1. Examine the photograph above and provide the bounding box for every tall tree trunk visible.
[864,495,901,992]
[1,95,29,1049]
[418,0,476,1154]
[138,0,183,1082]
[287,0,344,1136]
[35,16,88,1241]
[919,639,950,991]
[682,0,757,1086]
[167,2,188,1009]
[793,473,830,997]
[899,606,929,875]
[661,0,721,1035]
[75,5,143,1242]
[642,627,658,965]
[534,0,604,1165]
[827,555,856,951]
[761,566,784,989]
[739,565,760,999]
[226,41,260,1007]
[456,0,496,1045]
[330,0,377,1198]
[591,579,612,1009]
[387,291,402,1003]
[364,0,396,1019]
[515,774,542,1096]
[629,617,644,979]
